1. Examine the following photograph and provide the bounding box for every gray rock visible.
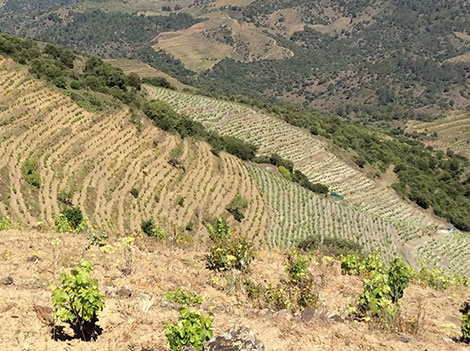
[181,345,197,351]
[1,276,13,285]
[204,325,264,351]
[274,309,292,321]
[301,307,317,322]
[117,286,132,298]
[397,333,414,343]
[329,314,344,323]
[103,286,117,298]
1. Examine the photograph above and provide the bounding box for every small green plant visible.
[355,255,412,328]
[340,249,384,276]
[141,219,165,239]
[285,249,310,284]
[461,301,470,343]
[165,308,212,351]
[51,260,105,341]
[164,288,203,307]
[226,194,248,222]
[416,263,451,290]
[177,196,185,206]
[130,188,139,198]
[278,165,292,180]
[358,270,398,319]
[0,216,12,230]
[186,220,194,231]
[62,207,84,229]
[55,213,74,232]
[207,217,231,241]
[340,253,362,275]
[387,258,413,303]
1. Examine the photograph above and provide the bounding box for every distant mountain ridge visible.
[0,0,469,125]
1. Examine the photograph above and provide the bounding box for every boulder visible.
[204,325,264,351]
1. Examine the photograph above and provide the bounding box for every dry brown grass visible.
[0,229,468,350]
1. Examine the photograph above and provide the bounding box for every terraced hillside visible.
[0,56,409,261]
[144,85,470,275]
[0,57,270,240]
[407,111,470,159]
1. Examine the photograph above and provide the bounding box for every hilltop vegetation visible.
[1,0,468,124]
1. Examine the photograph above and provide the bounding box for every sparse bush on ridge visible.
[22,157,41,188]
[298,236,363,257]
[55,207,86,233]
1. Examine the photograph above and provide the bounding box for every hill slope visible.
[144,85,470,274]
[0,55,412,264]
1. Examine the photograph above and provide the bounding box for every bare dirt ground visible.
[0,229,469,351]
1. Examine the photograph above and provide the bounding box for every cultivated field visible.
[153,15,293,72]
[407,111,470,159]
[144,85,470,274]
[104,58,193,91]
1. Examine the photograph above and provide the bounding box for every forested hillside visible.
[0,0,469,124]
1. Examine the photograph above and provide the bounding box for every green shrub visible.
[340,253,362,275]
[177,196,185,206]
[22,158,40,188]
[358,270,398,319]
[226,194,248,222]
[130,188,139,198]
[164,288,203,307]
[207,235,254,272]
[416,263,451,290]
[186,220,194,231]
[55,207,85,232]
[461,302,470,343]
[51,260,105,341]
[0,216,11,231]
[55,213,74,233]
[62,207,84,229]
[278,165,292,180]
[387,258,413,303]
[165,308,213,351]
[141,219,165,239]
